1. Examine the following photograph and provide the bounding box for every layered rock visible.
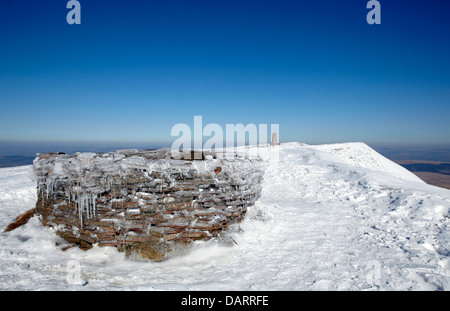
[32,148,263,260]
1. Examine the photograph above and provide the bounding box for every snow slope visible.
[312,142,425,183]
[0,143,449,290]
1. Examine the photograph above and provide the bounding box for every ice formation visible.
[32,148,264,259]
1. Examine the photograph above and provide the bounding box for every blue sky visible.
[0,0,449,146]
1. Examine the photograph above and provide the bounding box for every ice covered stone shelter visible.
[32,148,264,260]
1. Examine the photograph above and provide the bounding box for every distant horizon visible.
[2,140,450,162]
[2,138,450,148]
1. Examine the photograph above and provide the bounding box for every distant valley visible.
[0,155,35,168]
[394,160,450,190]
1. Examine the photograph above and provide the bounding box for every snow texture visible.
[0,142,449,290]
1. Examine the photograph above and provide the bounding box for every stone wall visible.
[32,148,264,260]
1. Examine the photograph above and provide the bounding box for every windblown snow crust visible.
[312,142,424,183]
[0,143,449,290]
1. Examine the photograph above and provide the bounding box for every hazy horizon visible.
[2,140,450,164]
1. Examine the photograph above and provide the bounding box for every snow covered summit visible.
[312,142,424,183]
[0,142,449,290]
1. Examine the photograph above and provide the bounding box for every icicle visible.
[88,195,91,219]
[89,194,96,219]
[86,194,89,219]
[92,194,97,218]
[85,194,89,219]
[46,181,49,200]
[76,192,85,228]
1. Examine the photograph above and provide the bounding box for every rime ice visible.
[32,148,264,259]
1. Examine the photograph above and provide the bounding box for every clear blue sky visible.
[0,0,449,146]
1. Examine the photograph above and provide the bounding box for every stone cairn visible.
[32,148,264,261]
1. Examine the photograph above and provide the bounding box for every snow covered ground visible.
[0,142,449,290]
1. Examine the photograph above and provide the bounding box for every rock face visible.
[32,148,263,260]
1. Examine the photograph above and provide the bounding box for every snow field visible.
[0,143,449,290]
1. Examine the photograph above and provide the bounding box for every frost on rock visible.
[32,148,264,260]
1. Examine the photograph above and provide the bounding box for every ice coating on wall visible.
[32,148,264,259]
